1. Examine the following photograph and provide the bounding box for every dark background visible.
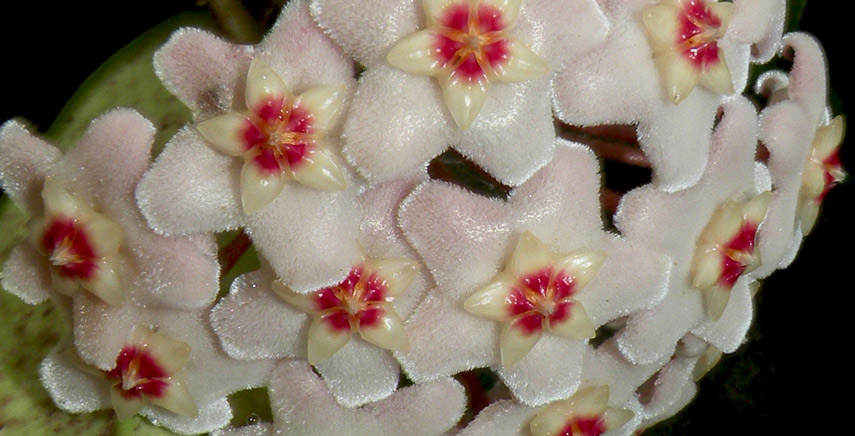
[1,1,851,434]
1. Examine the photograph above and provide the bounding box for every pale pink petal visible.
[141,397,233,435]
[210,269,308,361]
[366,377,467,436]
[309,0,421,67]
[342,66,453,183]
[616,290,705,365]
[638,359,697,428]
[582,339,669,407]
[39,348,111,413]
[782,33,829,125]
[314,339,400,407]
[268,359,464,435]
[258,0,355,90]
[51,109,154,216]
[398,180,511,294]
[136,127,243,236]
[125,229,220,310]
[457,78,555,186]
[244,181,361,293]
[509,142,603,247]
[456,400,536,436]
[516,0,609,70]
[396,293,497,382]
[753,101,814,277]
[691,278,757,353]
[748,0,787,62]
[1,244,52,304]
[0,120,60,213]
[497,335,586,406]
[153,27,253,119]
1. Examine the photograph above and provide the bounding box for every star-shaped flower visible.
[197,58,347,214]
[102,326,197,420]
[613,97,769,364]
[553,0,786,191]
[273,256,417,364]
[455,384,636,436]
[464,231,603,367]
[0,109,219,309]
[690,192,771,320]
[396,140,669,406]
[311,0,610,185]
[40,298,275,434]
[387,0,549,129]
[210,178,433,407]
[642,0,735,104]
[136,0,361,293]
[752,33,845,279]
[28,178,123,305]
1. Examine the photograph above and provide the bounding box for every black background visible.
[1,1,851,434]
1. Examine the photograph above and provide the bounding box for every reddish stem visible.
[456,370,491,417]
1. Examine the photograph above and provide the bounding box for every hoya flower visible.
[136,0,361,292]
[613,97,768,364]
[262,360,465,436]
[752,33,846,279]
[311,0,610,185]
[0,109,219,309]
[553,0,786,191]
[40,296,276,434]
[456,384,636,436]
[396,140,669,406]
[210,178,432,406]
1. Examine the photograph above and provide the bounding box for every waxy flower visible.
[197,58,347,214]
[29,178,123,305]
[396,140,669,405]
[464,231,603,367]
[752,33,844,279]
[311,0,610,185]
[387,0,549,129]
[274,256,417,364]
[643,0,735,104]
[553,0,786,190]
[798,115,846,233]
[614,97,767,364]
[103,326,196,419]
[530,386,634,436]
[211,178,432,406]
[455,381,637,436]
[690,192,771,320]
[137,0,361,293]
[0,110,219,309]
[40,296,275,434]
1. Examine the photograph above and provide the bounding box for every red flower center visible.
[242,97,315,174]
[719,222,759,288]
[555,415,607,436]
[507,267,576,335]
[818,149,844,202]
[106,346,169,400]
[433,2,510,82]
[41,217,98,280]
[677,0,724,69]
[313,265,390,332]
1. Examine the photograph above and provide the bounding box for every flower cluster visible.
[0,0,845,435]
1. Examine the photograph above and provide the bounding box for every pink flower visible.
[136,0,362,293]
[0,109,219,309]
[396,140,669,406]
[553,0,786,191]
[312,0,610,185]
